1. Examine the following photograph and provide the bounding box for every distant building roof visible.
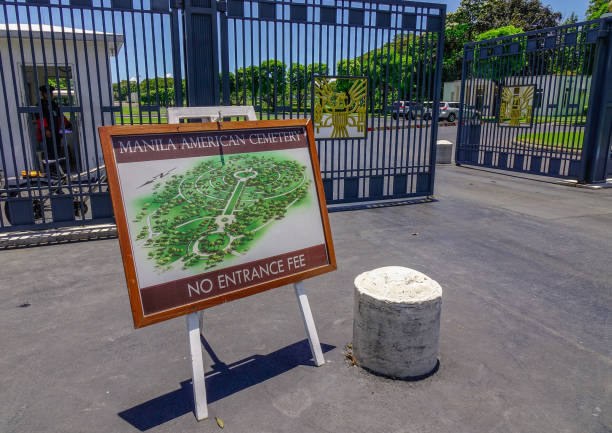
[0,23,124,55]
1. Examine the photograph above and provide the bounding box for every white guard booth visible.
[0,23,124,178]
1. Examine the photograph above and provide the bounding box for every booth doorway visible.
[21,65,82,173]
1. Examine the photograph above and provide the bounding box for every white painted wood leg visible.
[186,312,208,421]
[293,281,325,366]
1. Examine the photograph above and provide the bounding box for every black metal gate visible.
[0,0,181,232]
[0,0,447,232]
[214,0,446,207]
[456,17,612,183]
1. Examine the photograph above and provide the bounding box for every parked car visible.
[389,101,423,120]
[439,102,460,122]
[422,101,480,122]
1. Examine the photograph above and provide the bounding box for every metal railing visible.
[212,0,447,205]
[0,0,448,232]
[456,17,612,182]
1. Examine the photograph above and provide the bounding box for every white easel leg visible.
[186,312,208,421]
[293,281,325,366]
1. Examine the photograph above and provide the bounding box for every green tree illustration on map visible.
[131,152,310,271]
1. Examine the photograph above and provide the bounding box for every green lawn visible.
[117,105,168,116]
[533,115,586,125]
[224,181,245,215]
[113,115,168,124]
[483,115,586,125]
[516,131,584,149]
[113,104,168,124]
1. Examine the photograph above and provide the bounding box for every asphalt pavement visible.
[1,164,611,433]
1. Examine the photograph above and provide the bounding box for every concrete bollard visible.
[353,266,442,379]
[436,140,453,164]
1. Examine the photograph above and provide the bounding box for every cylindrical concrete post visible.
[353,266,442,379]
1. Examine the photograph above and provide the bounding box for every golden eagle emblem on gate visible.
[313,76,368,139]
[498,85,535,127]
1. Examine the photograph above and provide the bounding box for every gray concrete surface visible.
[353,267,442,378]
[1,165,611,433]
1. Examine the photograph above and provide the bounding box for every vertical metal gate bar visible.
[414,12,426,186]
[407,10,418,194]
[148,12,159,123]
[427,6,445,193]
[219,4,230,105]
[170,4,183,108]
[380,11,391,195]
[575,27,596,175]
[76,5,97,196]
[358,6,367,198]
[0,44,26,227]
[68,5,92,202]
[53,5,82,214]
[2,3,37,207]
[583,15,612,183]
[110,8,124,123]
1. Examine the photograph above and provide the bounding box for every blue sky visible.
[6,0,593,85]
[441,0,591,21]
[224,0,593,79]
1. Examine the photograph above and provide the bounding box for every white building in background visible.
[0,23,124,178]
[443,75,592,118]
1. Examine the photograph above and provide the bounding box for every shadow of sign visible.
[117,338,335,431]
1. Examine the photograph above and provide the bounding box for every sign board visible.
[312,76,368,139]
[99,119,336,328]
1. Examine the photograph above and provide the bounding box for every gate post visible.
[427,5,446,194]
[170,0,184,107]
[582,14,612,184]
[218,0,231,105]
[183,0,220,106]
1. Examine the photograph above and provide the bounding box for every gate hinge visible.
[217,0,227,13]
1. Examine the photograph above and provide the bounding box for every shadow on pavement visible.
[118,338,335,431]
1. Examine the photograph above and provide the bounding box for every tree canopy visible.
[113,0,577,112]
[586,0,610,20]
[476,25,524,41]
[443,0,563,81]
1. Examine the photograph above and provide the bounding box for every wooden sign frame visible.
[99,119,336,328]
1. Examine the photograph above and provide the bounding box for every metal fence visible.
[0,0,181,232]
[456,17,612,183]
[0,0,446,232]
[201,0,446,206]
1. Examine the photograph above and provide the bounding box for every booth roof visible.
[0,23,124,54]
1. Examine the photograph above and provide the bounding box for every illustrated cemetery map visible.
[125,151,318,283]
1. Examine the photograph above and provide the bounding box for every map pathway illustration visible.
[131,152,310,271]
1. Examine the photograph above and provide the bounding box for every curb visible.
[0,223,117,248]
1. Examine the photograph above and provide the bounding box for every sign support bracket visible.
[294,281,325,366]
[186,280,325,422]
[186,312,208,421]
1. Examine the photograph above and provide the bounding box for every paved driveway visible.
[1,165,611,433]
